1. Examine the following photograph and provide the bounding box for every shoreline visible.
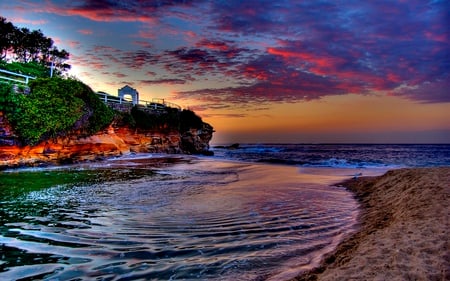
[291,167,450,281]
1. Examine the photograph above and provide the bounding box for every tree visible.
[27,29,49,62]
[0,17,71,75]
[48,46,71,75]
[0,17,15,60]
[10,27,30,63]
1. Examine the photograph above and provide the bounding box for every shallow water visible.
[0,156,366,280]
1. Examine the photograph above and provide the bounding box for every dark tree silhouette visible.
[0,17,15,60]
[0,17,71,74]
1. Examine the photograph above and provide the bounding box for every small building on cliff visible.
[118,85,139,105]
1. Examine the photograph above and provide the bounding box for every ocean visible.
[0,144,448,280]
[211,143,450,168]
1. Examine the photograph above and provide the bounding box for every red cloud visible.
[135,29,156,39]
[185,31,197,39]
[267,47,346,75]
[10,17,48,25]
[196,39,230,51]
[78,29,93,35]
[139,79,186,85]
[64,6,157,23]
[112,72,127,78]
[21,1,159,23]
[68,40,81,49]
[133,41,153,49]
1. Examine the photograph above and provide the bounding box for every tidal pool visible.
[0,155,361,280]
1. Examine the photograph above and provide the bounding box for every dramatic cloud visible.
[77,29,93,35]
[1,0,448,105]
[191,0,449,103]
[390,75,450,103]
[139,78,186,85]
[10,17,48,25]
[112,72,127,79]
[45,0,189,23]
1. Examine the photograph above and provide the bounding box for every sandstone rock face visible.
[0,112,214,169]
[181,123,214,156]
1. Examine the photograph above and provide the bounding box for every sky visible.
[1,0,449,144]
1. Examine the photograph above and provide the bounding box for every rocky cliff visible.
[0,111,214,169]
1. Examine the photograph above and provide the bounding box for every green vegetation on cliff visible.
[1,74,206,146]
[8,78,83,144]
[0,77,114,145]
[0,17,210,149]
[127,106,203,132]
[0,61,49,78]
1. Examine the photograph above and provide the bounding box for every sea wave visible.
[211,143,450,168]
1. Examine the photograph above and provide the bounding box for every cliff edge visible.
[0,110,214,169]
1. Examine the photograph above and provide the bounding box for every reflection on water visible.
[0,156,360,280]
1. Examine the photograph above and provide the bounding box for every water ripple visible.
[0,159,359,280]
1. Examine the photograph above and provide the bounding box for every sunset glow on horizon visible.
[1,0,449,144]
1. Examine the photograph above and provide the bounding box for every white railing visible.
[0,68,36,84]
[96,92,181,111]
[97,92,133,105]
[152,98,181,110]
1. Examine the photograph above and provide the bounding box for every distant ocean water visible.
[211,143,450,168]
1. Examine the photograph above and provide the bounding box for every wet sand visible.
[292,167,450,281]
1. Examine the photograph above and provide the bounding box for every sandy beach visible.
[292,167,450,281]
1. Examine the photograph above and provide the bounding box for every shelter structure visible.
[118,85,139,105]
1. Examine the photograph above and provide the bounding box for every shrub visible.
[0,61,49,78]
[113,110,135,127]
[1,77,114,145]
[131,106,158,129]
[8,78,84,144]
[130,107,203,132]
[66,78,114,134]
[0,82,22,114]
[180,109,203,132]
